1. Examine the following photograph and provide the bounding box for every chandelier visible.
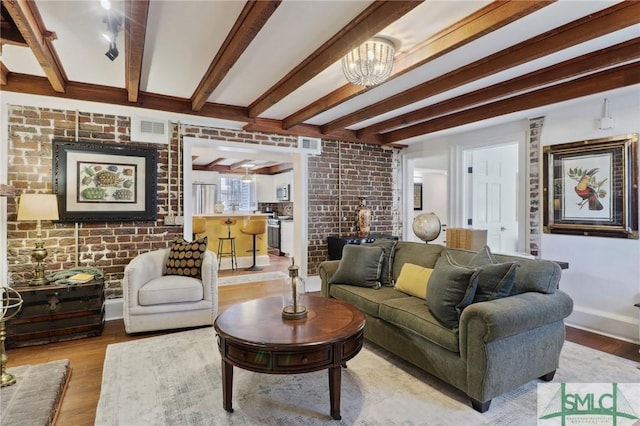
[342,37,396,87]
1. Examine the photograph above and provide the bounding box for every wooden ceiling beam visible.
[247,0,422,118]
[2,73,251,122]
[282,0,553,129]
[0,60,8,85]
[124,0,149,103]
[242,118,385,146]
[2,0,67,92]
[1,3,27,45]
[323,1,640,134]
[360,38,640,137]
[382,63,640,143]
[191,1,281,111]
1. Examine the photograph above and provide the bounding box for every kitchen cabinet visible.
[256,174,275,203]
[280,220,294,256]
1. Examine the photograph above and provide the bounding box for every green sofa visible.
[319,241,573,412]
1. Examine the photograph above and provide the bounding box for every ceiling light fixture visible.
[342,37,396,87]
[241,164,255,183]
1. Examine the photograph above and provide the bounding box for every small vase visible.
[355,197,371,237]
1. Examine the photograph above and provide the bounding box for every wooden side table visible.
[5,279,105,348]
[214,296,366,420]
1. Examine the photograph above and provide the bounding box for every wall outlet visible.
[165,216,175,225]
[174,216,184,225]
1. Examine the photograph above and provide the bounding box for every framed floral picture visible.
[53,140,158,222]
[543,133,638,239]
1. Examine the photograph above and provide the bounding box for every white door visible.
[470,143,518,254]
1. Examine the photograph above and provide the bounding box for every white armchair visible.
[123,248,218,334]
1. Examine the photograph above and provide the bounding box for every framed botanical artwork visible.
[53,140,158,222]
[543,133,638,239]
[413,183,423,211]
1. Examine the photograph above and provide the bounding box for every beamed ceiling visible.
[1,0,639,151]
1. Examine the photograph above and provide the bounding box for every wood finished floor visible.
[5,254,640,425]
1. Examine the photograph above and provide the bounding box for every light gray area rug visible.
[95,327,640,425]
[218,271,288,286]
[1,359,70,426]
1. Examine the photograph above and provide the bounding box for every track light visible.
[103,9,121,61]
[105,42,118,61]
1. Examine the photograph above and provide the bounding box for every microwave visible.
[276,184,290,201]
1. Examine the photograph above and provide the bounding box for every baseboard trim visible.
[105,297,123,322]
[566,306,639,344]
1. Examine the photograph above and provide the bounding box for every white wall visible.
[410,89,640,342]
[409,171,448,245]
[540,90,640,343]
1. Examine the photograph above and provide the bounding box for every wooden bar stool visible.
[241,218,266,271]
[217,218,237,271]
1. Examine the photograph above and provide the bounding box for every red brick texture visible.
[6,105,399,298]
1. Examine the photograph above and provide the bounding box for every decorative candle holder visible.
[282,258,307,320]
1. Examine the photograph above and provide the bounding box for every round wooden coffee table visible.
[214,295,365,420]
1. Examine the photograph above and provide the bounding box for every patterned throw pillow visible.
[164,237,208,278]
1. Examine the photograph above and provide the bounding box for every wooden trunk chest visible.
[6,279,105,348]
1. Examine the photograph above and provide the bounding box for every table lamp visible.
[17,193,59,285]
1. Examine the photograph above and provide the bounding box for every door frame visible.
[182,137,310,277]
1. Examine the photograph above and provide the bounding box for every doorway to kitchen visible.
[181,136,309,279]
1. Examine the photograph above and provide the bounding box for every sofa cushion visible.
[379,297,459,353]
[394,263,433,299]
[391,242,444,283]
[164,237,208,278]
[139,275,204,306]
[447,251,519,303]
[472,261,520,303]
[426,255,480,329]
[364,239,397,286]
[329,284,409,318]
[330,245,384,288]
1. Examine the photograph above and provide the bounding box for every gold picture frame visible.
[543,133,638,239]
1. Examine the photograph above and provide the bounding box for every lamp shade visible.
[17,194,59,221]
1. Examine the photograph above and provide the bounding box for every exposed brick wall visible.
[527,116,544,257]
[307,140,397,274]
[6,105,181,298]
[6,104,400,296]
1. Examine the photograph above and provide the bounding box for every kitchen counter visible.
[195,214,269,270]
[196,212,273,217]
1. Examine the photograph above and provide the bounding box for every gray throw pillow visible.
[426,255,481,329]
[469,259,519,303]
[468,245,498,267]
[447,249,519,303]
[364,239,397,286]
[330,245,384,288]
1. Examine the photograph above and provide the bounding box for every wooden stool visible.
[241,219,266,271]
[217,219,237,271]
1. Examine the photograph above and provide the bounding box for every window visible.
[219,175,257,212]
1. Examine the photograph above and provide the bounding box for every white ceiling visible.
[2,0,639,154]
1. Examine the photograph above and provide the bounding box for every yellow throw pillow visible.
[395,263,433,299]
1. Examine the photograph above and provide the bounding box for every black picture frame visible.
[413,183,423,211]
[53,140,158,222]
[543,133,638,239]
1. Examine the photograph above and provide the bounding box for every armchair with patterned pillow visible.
[123,237,218,334]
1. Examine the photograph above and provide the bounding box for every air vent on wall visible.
[298,136,322,155]
[131,117,169,144]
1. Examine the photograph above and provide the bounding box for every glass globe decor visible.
[412,212,442,243]
[282,258,307,320]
